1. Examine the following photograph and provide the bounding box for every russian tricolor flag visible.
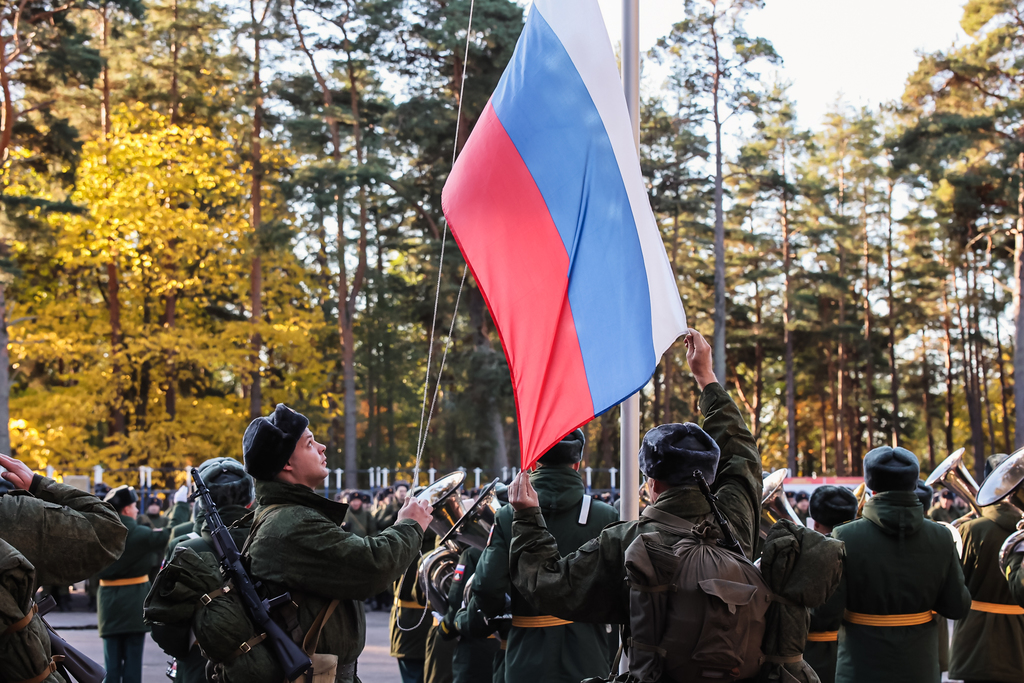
[441,0,687,469]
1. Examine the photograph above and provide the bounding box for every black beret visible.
[538,429,585,466]
[864,446,920,492]
[639,423,720,486]
[985,453,1010,481]
[809,485,858,528]
[243,404,309,481]
[105,485,139,511]
[915,480,934,508]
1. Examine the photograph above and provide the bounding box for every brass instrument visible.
[443,479,502,550]
[852,482,871,518]
[760,468,804,539]
[976,448,1024,572]
[925,447,982,527]
[415,471,470,538]
[418,544,461,614]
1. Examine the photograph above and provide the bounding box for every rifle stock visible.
[693,470,744,557]
[190,468,312,680]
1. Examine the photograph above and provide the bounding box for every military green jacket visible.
[375,498,402,529]
[169,501,192,527]
[170,507,254,683]
[949,503,1024,683]
[445,547,500,683]
[831,491,971,683]
[927,504,966,524]
[97,515,171,637]
[507,382,762,627]
[344,506,378,538]
[1007,551,1024,606]
[475,465,619,683]
[247,479,423,669]
[0,475,127,587]
[805,532,845,683]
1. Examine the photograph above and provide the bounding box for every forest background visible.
[2,0,1022,488]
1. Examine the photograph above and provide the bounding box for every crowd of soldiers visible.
[0,327,1023,683]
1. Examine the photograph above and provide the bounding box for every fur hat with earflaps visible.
[639,423,720,486]
[809,485,858,528]
[243,404,309,481]
[864,446,920,493]
[538,429,586,466]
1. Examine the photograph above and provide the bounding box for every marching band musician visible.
[949,453,1024,683]
[830,447,971,683]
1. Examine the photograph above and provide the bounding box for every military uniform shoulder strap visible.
[640,505,696,532]
[577,495,592,526]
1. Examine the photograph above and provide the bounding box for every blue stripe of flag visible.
[490,7,656,411]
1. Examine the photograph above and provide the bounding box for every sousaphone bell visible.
[976,447,1024,572]
[415,470,470,539]
[441,479,502,551]
[760,468,804,539]
[418,544,460,614]
[926,447,982,527]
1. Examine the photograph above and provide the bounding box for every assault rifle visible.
[189,468,312,680]
[693,470,744,557]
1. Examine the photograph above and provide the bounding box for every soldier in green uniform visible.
[243,403,433,683]
[423,615,455,683]
[793,491,810,525]
[156,457,255,683]
[950,453,1024,683]
[928,489,966,524]
[473,427,618,683]
[377,481,411,529]
[804,484,858,683]
[829,447,971,683]
[0,453,128,683]
[390,530,435,683]
[440,546,502,683]
[97,484,173,683]
[505,329,763,681]
[343,491,378,538]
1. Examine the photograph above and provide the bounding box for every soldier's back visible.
[833,491,970,683]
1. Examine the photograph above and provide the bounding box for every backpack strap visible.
[640,506,696,532]
[240,503,290,557]
[12,655,64,683]
[578,495,592,526]
[301,599,340,657]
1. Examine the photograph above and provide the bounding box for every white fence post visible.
[93,465,104,486]
[382,468,389,487]
[609,467,618,491]
[335,469,343,491]
[428,468,436,484]
[585,467,593,490]
[473,468,482,489]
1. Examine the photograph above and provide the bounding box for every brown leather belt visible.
[806,631,839,642]
[99,575,149,587]
[511,615,572,628]
[972,600,1024,615]
[844,610,934,627]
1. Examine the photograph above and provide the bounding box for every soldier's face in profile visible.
[283,428,329,489]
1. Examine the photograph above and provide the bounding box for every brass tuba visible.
[418,543,461,614]
[442,479,502,551]
[976,448,1024,572]
[760,468,804,539]
[852,482,871,518]
[925,447,982,527]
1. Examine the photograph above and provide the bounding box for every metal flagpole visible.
[619,0,641,524]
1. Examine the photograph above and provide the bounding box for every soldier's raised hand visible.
[684,328,718,390]
[509,471,539,511]
[397,495,433,532]
[0,454,34,490]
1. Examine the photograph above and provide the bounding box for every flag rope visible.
[413,0,476,480]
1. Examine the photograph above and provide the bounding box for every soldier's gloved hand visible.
[397,496,433,532]
[174,485,189,503]
[0,454,34,490]
[438,614,458,640]
[509,471,539,511]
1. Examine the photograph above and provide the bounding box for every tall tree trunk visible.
[169,0,179,124]
[782,146,797,473]
[163,291,176,420]
[248,0,264,420]
[942,287,955,455]
[922,350,935,468]
[994,299,1011,452]
[862,187,874,449]
[1015,152,1024,448]
[886,178,899,445]
[956,267,985,478]
[711,29,726,383]
[100,7,111,137]
[0,283,9,454]
[107,260,125,435]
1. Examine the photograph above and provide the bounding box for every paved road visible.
[52,610,398,683]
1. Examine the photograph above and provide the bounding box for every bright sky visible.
[595,0,970,129]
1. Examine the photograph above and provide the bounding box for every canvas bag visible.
[624,506,771,682]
